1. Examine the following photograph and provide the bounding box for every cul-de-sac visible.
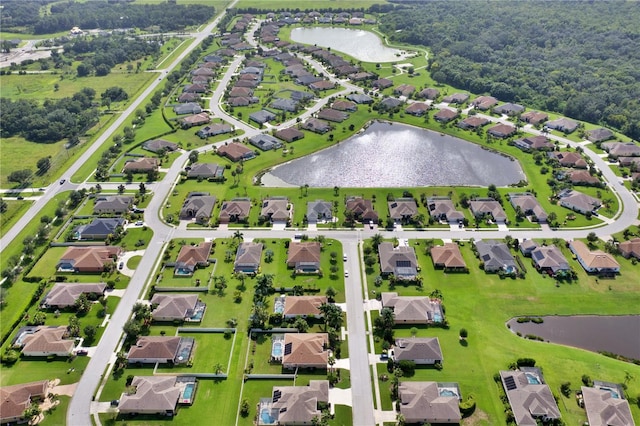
[1,1,639,425]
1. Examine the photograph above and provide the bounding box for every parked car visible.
[344,270,349,277]
[369,220,374,229]
[118,262,124,270]
[135,221,143,226]
[343,253,347,261]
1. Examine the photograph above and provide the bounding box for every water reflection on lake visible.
[263,122,526,188]
[290,27,407,63]
[507,315,640,360]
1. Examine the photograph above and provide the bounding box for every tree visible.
[36,157,51,174]
[189,150,199,163]
[459,328,468,339]
[233,230,244,241]
[77,63,92,77]
[138,182,146,195]
[7,169,32,185]
[319,303,343,331]
[587,232,598,243]
[293,316,309,332]
[325,286,337,302]
[0,198,6,214]
[371,234,384,252]
[333,186,340,196]
[240,399,250,417]
[75,293,92,314]
[117,184,125,194]
[84,325,97,342]
[410,327,418,337]
[374,307,395,344]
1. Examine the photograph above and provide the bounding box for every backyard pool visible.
[600,387,620,398]
[439,389,458,397]
[180,383,196,404]
[272,342,283,358]
[433,313,443,323]
[260,408,276,424]
[274,297,285,314]
[525,373,541,385]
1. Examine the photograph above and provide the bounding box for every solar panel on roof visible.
[504,376,517,391]
[280,408,287,413]
[284,342,292,355]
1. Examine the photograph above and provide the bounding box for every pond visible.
[262,122,526,188]
[290,27,408,63]
[507,315,640,360]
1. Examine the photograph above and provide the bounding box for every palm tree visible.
[333,186,340,196]
[371,233,384,252]
[233,230,244,241]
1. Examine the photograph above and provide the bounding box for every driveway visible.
[118,249,145,277]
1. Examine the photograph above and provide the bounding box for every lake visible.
[507,315,640,360]
[290,27,407,63]
[262,122,526,188]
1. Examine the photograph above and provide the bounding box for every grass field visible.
[0,199,32,234]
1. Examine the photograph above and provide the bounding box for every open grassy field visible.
[0,199,32,234]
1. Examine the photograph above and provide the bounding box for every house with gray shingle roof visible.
[393,338,443,364]
[179,194,215,224]
[307,200,333,223]
[186,163,225,180]
[302,117,331,134]
[234,242,263,274]
[582,383,635,426]
[558,189,601,215]
[546,117,578,133]
[73,217,125,240]
[196,123,233,138]
[260,380,329,424]
[117,376,184,416]
[219,198,251,223]
[531,245,570,275]
[470,198,507,223]
[426,197,465,224]
[417,88,440,100]
[509,193,548,223]
[587,128,615,143]
[270,98,298,112]
[475,240,517,273]
[494,103,525,116]
[442,93,469,104]
[346,93,373,104]
[487,123,516,138]
[261,197,290,223]
[388,198,418,221]
[249,134,282,151]
[378,243,418,279]
[249,110,276,125]
[398,381,461,424]
[500,369,561,426]
[381,292,444,324]
[143,139,179,153]
[471,95,498,110]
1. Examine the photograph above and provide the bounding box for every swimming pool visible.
[260,408,276,424]
[433,312,443,323]
[439,389,458,397]
[505,265,517,274]
[274,297,285,314]
[525,373,541,384]
[180,383,196,404]
[600,387,620,398]
[272,342,283,358]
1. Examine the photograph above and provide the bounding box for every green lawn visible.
[119,226,154,251]
[0,199,32,234]
[0,355,90,387]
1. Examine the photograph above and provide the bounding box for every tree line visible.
[381,1,640,140]
[2,0,215,35]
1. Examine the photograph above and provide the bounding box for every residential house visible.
[182,83,207,94]
[398,382,461,424]
[73,217,124,240]
[618,157,640,168]
[509,193,548,223]
[519,239,539,257]
[349,71,374,81]
[228,96,257,107]
[430,243,467,271]
[217,142,255,162]
[191,67,214,78]
[180,112,210,128]
[381,292,444,324]
[457,116,489,130]
[513,135,554,151]
[548,151,588,168]
[173,102,202,115]
[117,376,183,416]
[378,97,403,111]
[317,108,348,123]
[123,157,159,173]
[475,240,517,273]
[196,123,233,138]
[531,245,570,275]
[426,197,465,224]
[143,139,178,153]
[262,381,329,425]
[546,117,579,133]
[394,84,415,97]
[287,242,321,273]
[520,110,548,125]
[233,242,263,274]
[587,128,615,143]
[186,163,224,180]
[417,88,440,100]
[302,117,331,134]
[249,110,276,125]
[150,294,203,322]
[568,170,601,186]
[282,333,328,369]
[178,92,200,103]
[471,95,498,110]
[393,338,443,364]
[602,142,640,158]
[179,194,215,224]
[275,127,304,142]
[93,195,133,214]
[345,196,378,223]
[290,91,314,102]
[57,246,121,273]
[404,102,429,116]
[261,198,290,223]
[346,93,373,104]
[296,75,322,86]
[283,296,327,319]
[18,326,74,356]
[434,109,459,123]
[558,189,601,215]
[581,385,635,426]
[470,198,507,223]
[127,336,193,364]
[219,199,251,223]
[569,240,620,274]
[309,80,335,91]
[494,103,525,116]
[442,93,469,104]
[42,283,106,309]
[619,238,640,260]
[500,369,561,426]
[487,123,516,138]
[270,98,298,112]
[372,78,393,89]
[378,243,419,279]
[307,200,333,223]
[388,198,419,221]
[249,134,283,151]
[174,241,212,276]
[0,381,49,425]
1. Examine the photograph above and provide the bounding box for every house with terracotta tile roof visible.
[283,296,327,318]
[287,242,321,273]
[431,243,467,271]
[398,381,461,424]
[548,151,588,168]
[234,242,263,274]
[282,333,329,369]
[174,241,212,276]
[372,78,393,89]
[217,142,255,162]
[457,116,489,130]
[381,292,444,324]
[275,127,304,142]
[331,100,357,112]
[261,197,290,223]
[345,196,378,223]
[487,123,516,138]
[122,157,159,173]
[393,338,443,364]
[471,95,498,110]
[404,102,429,116]
[520,110,548,125]
[57,246,121,273]
[567,170,601,186]
[317,108,348,123]
[42,283,106,309]
[180,112,210,129]
[127,336,193,364]
[513,135,554,151]
[434,108,459,123]
[619,237,640,260]
[417,88,440,100]
[569,240,620,274]
[0,381,49,424]
[394,84,415,97]
[17,326,74,356]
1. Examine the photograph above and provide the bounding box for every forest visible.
[381,1,640,140]
[1,0,215,34]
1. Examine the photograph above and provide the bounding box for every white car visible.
[343,254,347,261]
[344,270,349,277]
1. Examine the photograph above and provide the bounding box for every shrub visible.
[560,382,571,397]
[517,358,536,367]
[1,349,20,364]
[459,397,476,417]
[398,360,416,376]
